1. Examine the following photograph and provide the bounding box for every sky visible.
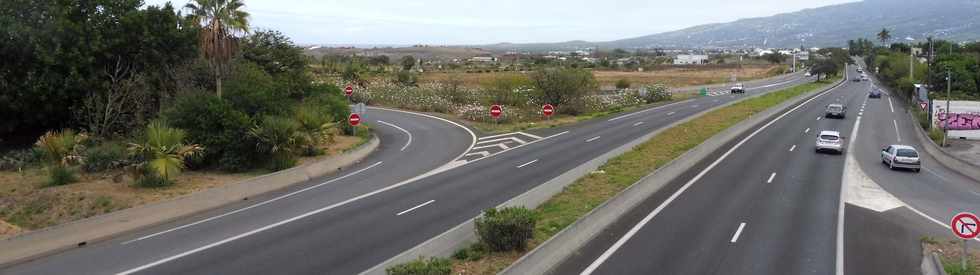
[146,0,858,46]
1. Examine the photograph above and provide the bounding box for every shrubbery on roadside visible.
[474,206,537,252]
[385,257,452,275]
[164,94,257,172]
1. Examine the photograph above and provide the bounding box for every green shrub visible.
[250,116,302,171]
[224,61,293,117]
[385,257,452,275]
[82,141,129,172]
[164,94,258,172]
[474,206,537,252]
[615,78,631,90]
[305,83,350,125]
[134,166,173,188]
[641,84,672,103]
[47,165,77,186]
[452,242,488,261]
[0,149,41,171]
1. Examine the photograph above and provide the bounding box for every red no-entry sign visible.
[345,85,354,97]
[543,104,554,117]
[348,113,361,126]
[490,105,503,118]
[952,212,979,239]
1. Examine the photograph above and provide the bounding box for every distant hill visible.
[485,0,980,50]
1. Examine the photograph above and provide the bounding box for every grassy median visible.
[449,78,841,274]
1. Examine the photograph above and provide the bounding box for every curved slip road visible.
[1,73,812,275]
[1,108,474,275]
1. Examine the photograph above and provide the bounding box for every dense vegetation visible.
[850,37,980,100]
[0,0,352,184]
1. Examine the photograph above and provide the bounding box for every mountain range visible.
[484,0,980,50]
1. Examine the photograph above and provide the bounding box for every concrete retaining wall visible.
[361,76,840,275]
[0,135,380,266]
[908,112,980,183]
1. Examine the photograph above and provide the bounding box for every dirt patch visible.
[0,135,366,239]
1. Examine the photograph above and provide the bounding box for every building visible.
[469,56,497,63]
[673,54,709,65]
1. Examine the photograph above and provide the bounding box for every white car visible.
[805,72,812,77]
[881,145,921,172]
[731,83,745,94]
[815,131,844,154]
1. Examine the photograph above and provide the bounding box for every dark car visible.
[869,88,881,98]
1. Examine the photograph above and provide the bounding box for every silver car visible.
[825,104,846,119]
[815,131,844,154]
[881,145,921,172]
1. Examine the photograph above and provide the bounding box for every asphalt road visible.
[555,64,980,275]
[0,73,813,275]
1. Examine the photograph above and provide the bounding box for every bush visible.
[640,84,672,103]
[385,257,451,275]
[474,206,537,252]
[250,116,302,171]
[164,94,258,172]
[396,70,418,86]
[224,61,293,117]
[82,141,129,172]
[615,78,631,90]
[0,149,41,171]
[134,166,173,188]
[530,68,597,115]
[452,242,488,261]
[47,165,77,186]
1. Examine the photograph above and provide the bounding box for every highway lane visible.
[0,73,811,275]
[554,69,858,275]
[1,108,475,275]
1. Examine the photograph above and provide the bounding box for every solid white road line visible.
[586,136,601,143]
[767,173,776,184]
[667,112,676,116]
[517,131,543,139]
[516,159,539,169]
[396,200,435,216]
[476,137,526,145]
[633,121,645,127]
[730,223,747,243]
[893,120,902,142]
[478,132,518,140]
[121,161,383,244]
[838,115,861,275]
[580,78,845,275]
[471,143,510,151]
[377,120,412,152]
[817,116,823,121]
[789,145,797,152]
[463,151,490,158]
[888,97,895,113]
[368,106,477,164]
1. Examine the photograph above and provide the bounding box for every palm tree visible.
[130,122,203,182]
[185,0,251,98]
[877,28,892,46]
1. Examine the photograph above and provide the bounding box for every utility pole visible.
[944,69,951,147]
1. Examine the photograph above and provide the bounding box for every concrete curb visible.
[921,243,949,275]
[499,76,845,275]
[907,112,980,183]
[360,76,838,275]
[0,134,380,266]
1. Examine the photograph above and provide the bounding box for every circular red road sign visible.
[951,212,979,239]
[490,105,503,118]
[348,113,361,126]
[345,85,354,96]
[543,104,554,117]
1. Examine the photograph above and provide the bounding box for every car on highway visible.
[860,74,869,81]
[815,131,844,154]
[857,67,864,73]
[731,83,745,94]
[825,103,846,119]
[853,77,862,82]
[881,145,921,172]
[805,72,812,77]
[869,87,882,98]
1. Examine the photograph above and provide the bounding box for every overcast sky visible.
[145,0,858,45]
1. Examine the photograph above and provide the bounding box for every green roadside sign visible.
[699,88,708,96]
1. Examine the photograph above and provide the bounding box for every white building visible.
[673,54,709,65]
[469,56,497,62]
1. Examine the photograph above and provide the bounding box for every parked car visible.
[881,145,921,172]
[731,83,745,94]
[805,72,812,77]
[815,131,844,154]
[825,103,846,119]
[869,87,881,98]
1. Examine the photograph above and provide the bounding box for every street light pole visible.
[907,36,916,81]
[944,70,951,147]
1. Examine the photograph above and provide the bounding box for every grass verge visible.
[924,237,979,275]
[449,78,840,274]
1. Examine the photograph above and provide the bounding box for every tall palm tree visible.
[185,0,251,98]
[877,28,892,46]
